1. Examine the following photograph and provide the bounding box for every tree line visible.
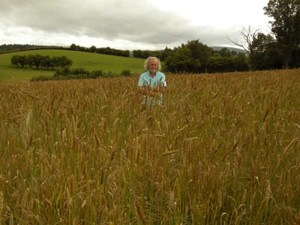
[132,48,172,61]
[163,0,300,73]
[11,54,73,69]
[162,40,249,73]
[232,0,300,70]
[247,32,300,70]
[0,44,64,54]
[263,0,300,69]
[70,44,130,57]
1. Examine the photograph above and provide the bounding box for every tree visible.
[70,44,77,51]
[11,55,19,67]
[218,48,232,57]
[207,55,248,73]
[165,46,201,73]
[160,47,173,61]
[40,56,52,69]
[33,54,42,69]
[233,53,249,71]
[249,33,283,70]
[229,26,260,54]
[58,56,73,68]
[90,45,96,53]
[290,47,300,67]
[186,40,212,71]
[25,55,35,68]
[264,0,300,68]
[18,56,26,68]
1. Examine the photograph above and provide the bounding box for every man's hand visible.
[138,86,165,95]
[150,87,160,92]
[159,87,166,94]
[138,86,146,95]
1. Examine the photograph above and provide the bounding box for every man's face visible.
[149,59,158,73]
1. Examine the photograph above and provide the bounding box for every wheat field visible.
[0,69,299,224]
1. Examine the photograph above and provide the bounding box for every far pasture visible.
[0,49,145,82]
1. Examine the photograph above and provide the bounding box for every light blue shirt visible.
[137,71,167,105]
[137,71,167,88]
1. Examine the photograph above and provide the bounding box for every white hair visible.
[144,56,161,70]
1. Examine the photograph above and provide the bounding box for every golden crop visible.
[0,70,299,224]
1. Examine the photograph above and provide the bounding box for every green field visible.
[0,69,299,224]
[0,49,145,82]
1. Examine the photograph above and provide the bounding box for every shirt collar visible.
[147,70,157,77]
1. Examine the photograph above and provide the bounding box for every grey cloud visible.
[0,0,202,45]
[0,0,239,48]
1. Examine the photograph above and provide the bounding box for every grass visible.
[0,69,299,224]
[0,49,145,82]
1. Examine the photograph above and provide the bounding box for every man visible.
[137,56,167,105]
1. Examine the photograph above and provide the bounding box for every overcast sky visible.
[0,0,271,50]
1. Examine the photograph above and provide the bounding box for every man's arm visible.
[158,74,167,94]
[137,74,148,95]
[138,86,146,95]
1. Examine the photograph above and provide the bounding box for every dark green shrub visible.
[121,69,131,76]
[30,75,52,81]
[71,68,90,75]
[54,67,70,76]
[90,70,103,78]
[102,71,117,77]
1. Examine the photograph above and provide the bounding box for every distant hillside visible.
[210,46,247,54]
[0,44,64,53]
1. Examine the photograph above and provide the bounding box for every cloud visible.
[1,0,257,50]
[0,0,205,46]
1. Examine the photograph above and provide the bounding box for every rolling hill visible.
[210,46,248,54]
[0,49,146,82]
